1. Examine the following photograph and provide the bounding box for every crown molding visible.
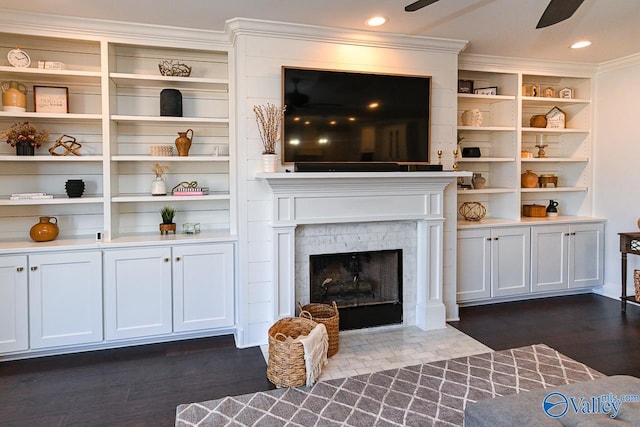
[459,53,597,77]
[0,8,228,50]
[225,18,468,54]
[597,51,640,74]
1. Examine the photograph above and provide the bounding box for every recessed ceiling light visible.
[571,40,591,49]
[366,16,387,27]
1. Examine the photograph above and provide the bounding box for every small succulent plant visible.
[160,206,175,224]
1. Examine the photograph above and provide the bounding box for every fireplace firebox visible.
[309,249,402,330]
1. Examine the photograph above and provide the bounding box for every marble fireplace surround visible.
[257,171,467,331]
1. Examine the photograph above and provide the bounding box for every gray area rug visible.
[175,344,603,426]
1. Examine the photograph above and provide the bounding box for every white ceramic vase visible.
[151,176,167,196]
[262,153,278,173]
[461,109,483,127]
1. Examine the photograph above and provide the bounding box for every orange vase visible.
[175,129,193,156]
[521,170,539,188]
[30,216,59,242]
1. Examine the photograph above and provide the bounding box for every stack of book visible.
[10,192,54,200]
[172,187,209,196]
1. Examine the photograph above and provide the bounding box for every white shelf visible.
[457,126,516,132]
[0,112,102,121]
[0,196,105,205]
[111,155,229,162]
[522,127,590,133]
[458,188,516,195]
[520,186,588,193]
[521,157,589,163]
[458,94,515,103]
[110,73,228,90]
[112,193,230,203]
[522,96,590,105]
[458,157,515,162]
[0,66,101,84]
[0,155,104,162]
[110,115,228,124]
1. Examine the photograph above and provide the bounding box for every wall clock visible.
[7,48,31,68]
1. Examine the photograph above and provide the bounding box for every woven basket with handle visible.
[266,315,317,388]
[298,301,340,357]
[634,270,640,302]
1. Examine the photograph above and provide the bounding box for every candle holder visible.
[437,149,443,165]
[452,149,459,171]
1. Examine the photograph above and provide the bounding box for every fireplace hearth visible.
[310,249,402,330]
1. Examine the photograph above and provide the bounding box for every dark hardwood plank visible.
[0,335,274,427]
[0,294,638,426]
[449,294,640,377]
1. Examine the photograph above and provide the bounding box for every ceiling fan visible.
[404,0,585,29]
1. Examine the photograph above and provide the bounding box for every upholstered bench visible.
[464,375,640,426]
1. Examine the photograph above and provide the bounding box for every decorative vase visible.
[458,201,487,222]
[521,170,539,188]
[16,140,35,156]
[471,173,486,189]
[151,176,167,196]
[546,200,559,217]
[65,179,85,198]
[262,153,278,173]
[160,89,183,117]
[175,129,193,156]
[461,109,483,127]
[1,81,27,112]
[30,216,59,242]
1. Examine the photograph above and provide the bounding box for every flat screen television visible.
[282,66,431,166]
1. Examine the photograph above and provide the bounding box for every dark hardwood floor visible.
[0,336,274,427]
[449,293,640,377]
[0,293,638,426]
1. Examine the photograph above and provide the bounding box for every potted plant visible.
[151,162,169,196]
[159,205,176,234]
[2,121,49,156]
[253,102,286,172]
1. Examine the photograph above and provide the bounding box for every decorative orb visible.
[459,201,487,222]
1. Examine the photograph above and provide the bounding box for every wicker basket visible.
[634,270,640,302]
[298,301,340,357]
[266,316,318,388]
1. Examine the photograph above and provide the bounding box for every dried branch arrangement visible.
[253,103,286,154]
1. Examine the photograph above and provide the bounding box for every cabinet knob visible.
[486,238,492,241]
[571,232,576,236]
[494,237,499,240]
[30,266,38,271]
[17,267,24,272]
[564,233,570,236]
[175,257,181,262]
[164,258,170,262]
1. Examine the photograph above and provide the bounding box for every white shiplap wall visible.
[227,19,467,347]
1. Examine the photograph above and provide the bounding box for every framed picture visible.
[458,79,474,94]
[473,86,497,96]
[34,86,69,113]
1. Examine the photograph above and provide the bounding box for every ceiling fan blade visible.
[536,0,585,28]
[405,0,440,12]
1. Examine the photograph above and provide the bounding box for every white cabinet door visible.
[569,223,604,289]
[0,255,28,353]
[457,229,491,302]
[492,227,530,297]
[29,251,102,349]
[173,243,235,332]
[104,247,172,340]
[531,225,569,293]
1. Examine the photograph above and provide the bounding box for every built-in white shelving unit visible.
[0,32,234,244]
[456,67,594,224]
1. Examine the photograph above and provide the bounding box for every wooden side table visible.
[619,232,640,311]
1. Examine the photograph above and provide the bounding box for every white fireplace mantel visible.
[256,171,469,331]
